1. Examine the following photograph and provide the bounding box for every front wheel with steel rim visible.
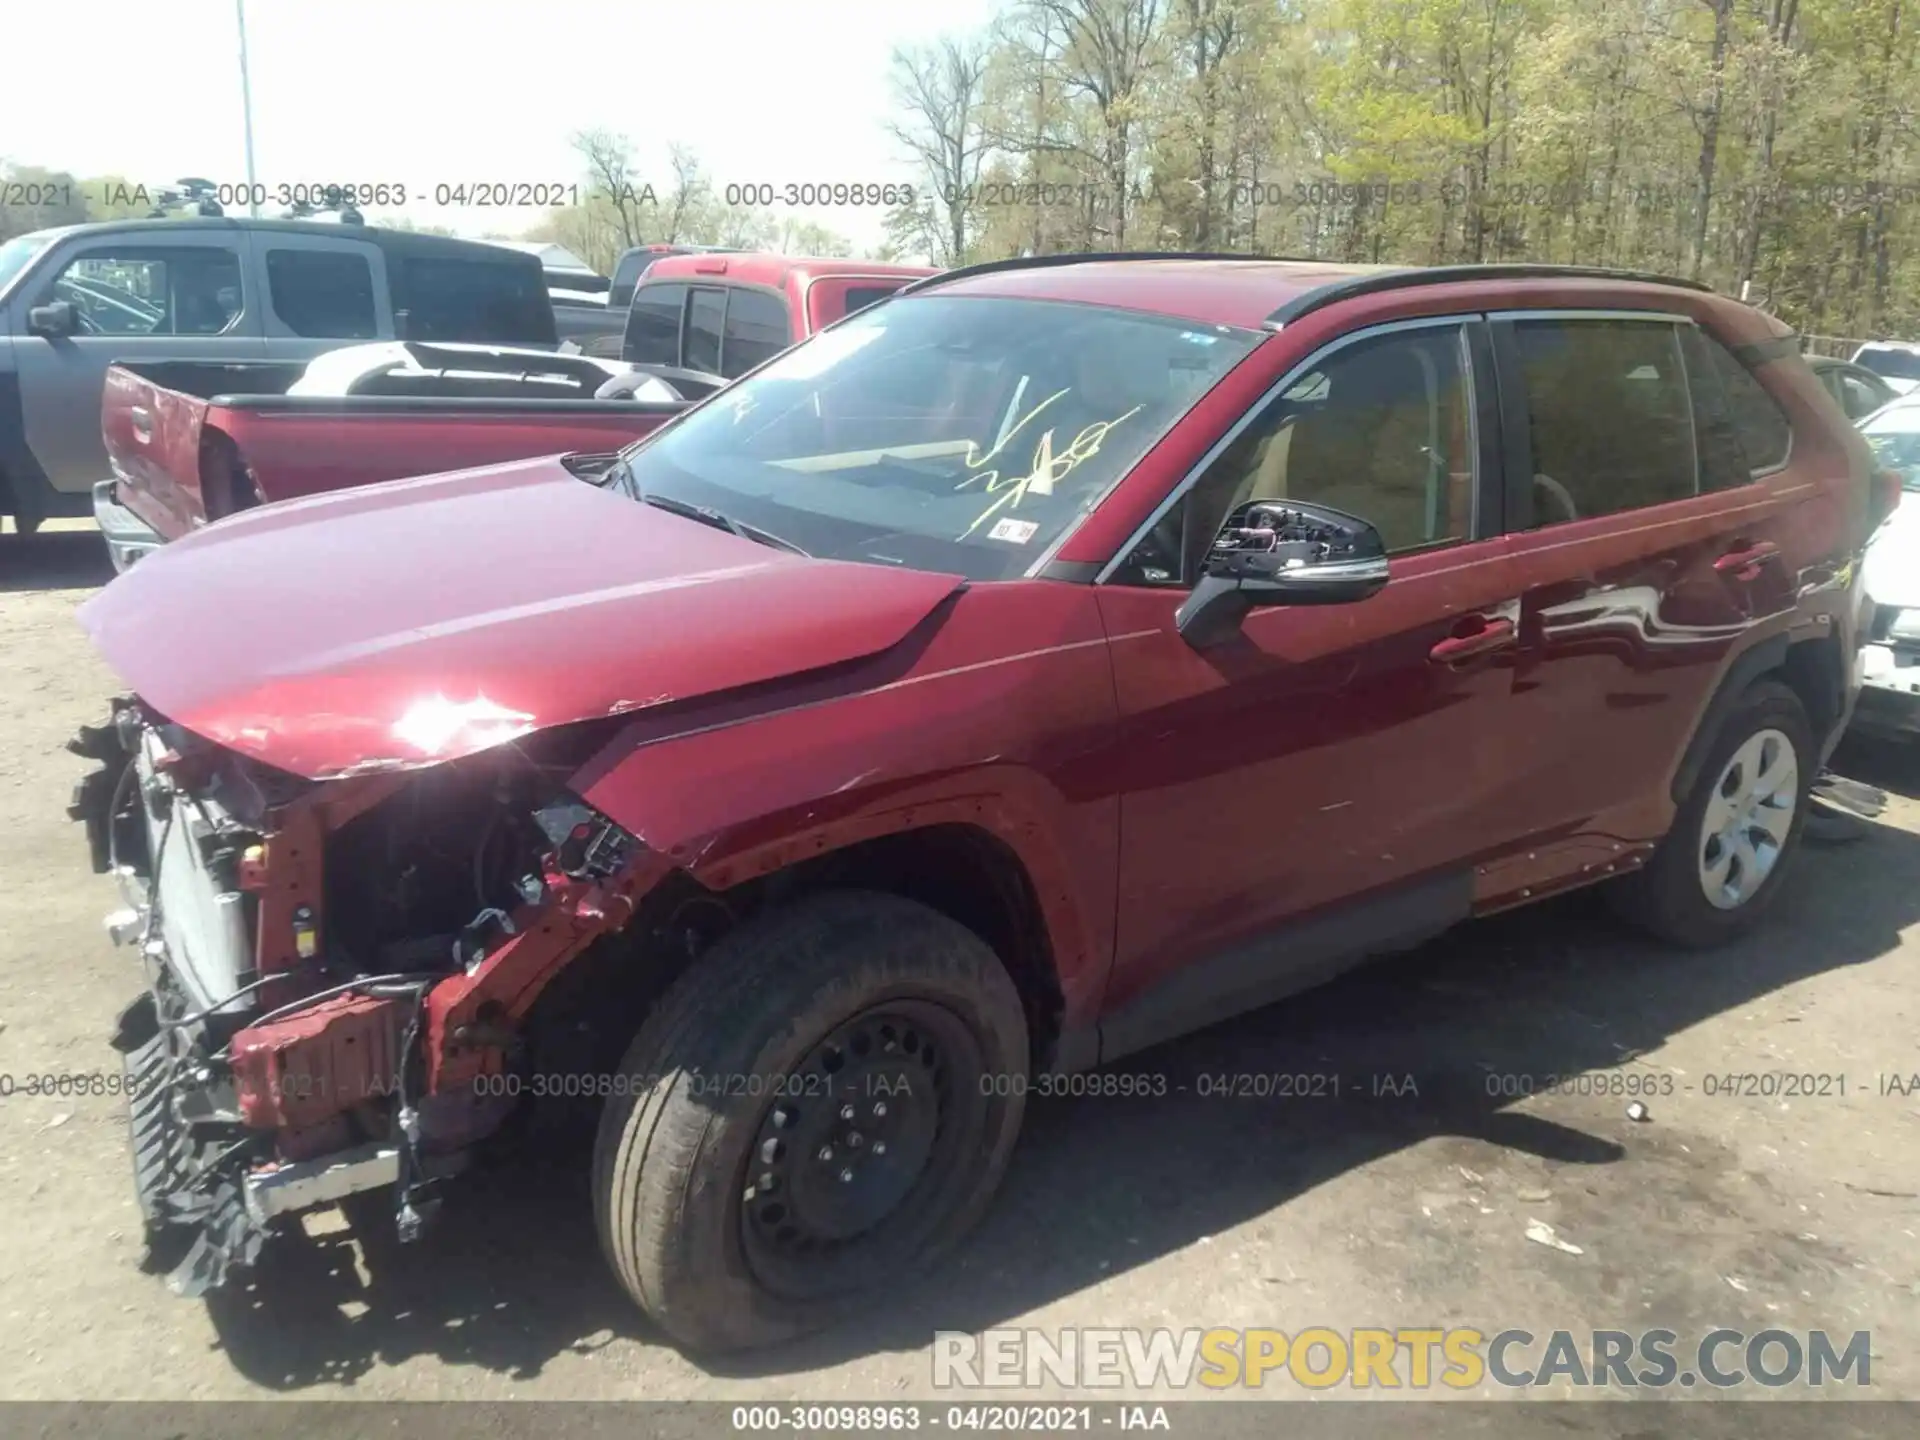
[1610,680,1814,948]
[593,890,1029,1353]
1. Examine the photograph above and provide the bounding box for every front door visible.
[1092,316,1523,1058]
[14,231,264,498]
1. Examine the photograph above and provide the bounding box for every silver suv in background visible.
[0,217,556,534]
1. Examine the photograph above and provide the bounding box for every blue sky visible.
[0,0,1002,252]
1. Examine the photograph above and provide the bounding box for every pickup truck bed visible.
[99,357,690,569]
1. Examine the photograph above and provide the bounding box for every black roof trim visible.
[892,250,1326,300]
[1266,263,1715,327]
[43,215,545,267]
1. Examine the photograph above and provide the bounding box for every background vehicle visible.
[607,243,743,310]
[1807,354,1900,421]
[487,240,626,354]
[94,342,716,567]
[1850,341,1920,396]
[70,256,1874,1355]
[0,218,558,533]
[620,252,937,378]
[1855,394,1920,736]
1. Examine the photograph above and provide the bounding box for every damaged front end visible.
[69,699,664,1296]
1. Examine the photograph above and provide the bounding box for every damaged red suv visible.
[71,255,1878,1349]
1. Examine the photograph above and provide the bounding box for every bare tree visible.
[887,35,995,264]
[572,129,647,251]
[1032,0,1167,248]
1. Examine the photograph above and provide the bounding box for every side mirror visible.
[27,300,78,339]
[1175,499,1389,647]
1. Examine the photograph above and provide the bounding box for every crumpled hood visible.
[1865,498,1920,610]
[79,457,965,779]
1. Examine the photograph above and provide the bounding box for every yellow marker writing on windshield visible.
[957,405,1144,540]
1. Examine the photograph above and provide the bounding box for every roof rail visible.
[892,249,1326,300]
[1266,263,1715,326]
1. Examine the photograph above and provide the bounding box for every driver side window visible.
[1110,322,1476,587]
[46,247,244,337]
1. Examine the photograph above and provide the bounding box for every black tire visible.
[593,890,1029,1352]
[1609,680,1814,948]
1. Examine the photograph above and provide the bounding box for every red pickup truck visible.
[93,343,718,571]
[620,253,938,376]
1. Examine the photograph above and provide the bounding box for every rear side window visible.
[1510,318,1698,526]
[265,249,377,339]
[685,287,726,373]
[398,257,556,345]
[623,282,687,366]
[720,288,789,377]
[1842,372,1890,419]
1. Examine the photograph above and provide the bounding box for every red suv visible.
[71,255,1879,1352]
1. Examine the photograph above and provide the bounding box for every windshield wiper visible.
[637,490,811,557]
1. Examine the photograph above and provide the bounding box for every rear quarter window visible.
[1700,333,1792,473]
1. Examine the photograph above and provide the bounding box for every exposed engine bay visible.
[67,698,659,1295]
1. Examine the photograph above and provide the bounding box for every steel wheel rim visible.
[1698,727,1798,910]
[737,998,986,1299]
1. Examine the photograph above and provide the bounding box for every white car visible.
[1855,394,1920,736]
[1851,341,1920,397]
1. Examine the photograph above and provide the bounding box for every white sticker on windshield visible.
[988,518,1040,544]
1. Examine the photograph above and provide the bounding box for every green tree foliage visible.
[885,0,1920,338]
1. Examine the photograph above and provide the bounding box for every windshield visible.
[614,294,1261,580]
[1855,346,1920,382]
[1865,408,1920,491]
[0,231,55,301]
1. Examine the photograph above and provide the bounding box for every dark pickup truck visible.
[95,343,717,568]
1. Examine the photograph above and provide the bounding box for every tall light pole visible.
[236,0,259,216]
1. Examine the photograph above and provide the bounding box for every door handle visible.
[1714,541,1780,581]
[129,405,152,443]
[1430,616,1517,664]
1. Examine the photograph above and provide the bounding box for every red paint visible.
[638,253,938,341]
[79,457,966,778]
[89,261,1870,1140]
[102,364,681,544]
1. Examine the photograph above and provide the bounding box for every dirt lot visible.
[1,522,1916,1406]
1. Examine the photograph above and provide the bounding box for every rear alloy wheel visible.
[1609,680,1813,948]
[593,891,1028,1352]
[1696,728,1798,909]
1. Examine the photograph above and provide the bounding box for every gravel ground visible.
[1,523,1915,1409]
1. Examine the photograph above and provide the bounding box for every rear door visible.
[1094,315,1523,1053]
[13,231,264,497]
[718,285,792,378]
[1486,309,1800,890]
[622,281,690,367]
[251,229,393,363]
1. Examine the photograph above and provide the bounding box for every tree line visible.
[880,0,1919,342]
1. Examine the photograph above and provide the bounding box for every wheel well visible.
[1673,632,1843,804]
[1779,633,1844,746]
[774,824,1065,1068]
[199,431,259,521]
[516,824,1066,1125]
